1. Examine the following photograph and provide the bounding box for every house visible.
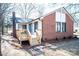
[12,7,73,44]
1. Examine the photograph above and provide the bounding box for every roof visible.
[11,16,43,24]
[15,17,32,23]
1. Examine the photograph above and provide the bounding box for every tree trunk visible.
[2,19,4,35]
[0,33,2,56]
[12,12,20,44]
[12,12,17,38]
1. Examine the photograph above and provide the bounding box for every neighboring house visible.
[12,7,73,42]
[74,22,79,32]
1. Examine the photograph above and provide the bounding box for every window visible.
[34,22,38,32]
[56,22,61,32]
[56,22,66,32]
[22,25,27,29]
[62,23,66,32]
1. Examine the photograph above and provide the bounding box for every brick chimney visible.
[12,12,17,38]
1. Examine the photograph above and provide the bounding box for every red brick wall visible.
[42,12,56,41]
[42,12,73,41]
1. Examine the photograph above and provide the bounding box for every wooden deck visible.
[16,29,42,46]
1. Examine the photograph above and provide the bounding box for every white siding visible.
[61,13,66,22]
[56,12,61,22]
[56,12,66,22]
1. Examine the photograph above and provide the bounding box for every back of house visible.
[42,7,73,41]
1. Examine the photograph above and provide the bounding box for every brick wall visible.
[42,12,73,41]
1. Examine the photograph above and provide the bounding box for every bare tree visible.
[16,3,36,19]
[16,3,44,19]
[0,3,14,35]
[0,3,14,56]
[35,4,44,18]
